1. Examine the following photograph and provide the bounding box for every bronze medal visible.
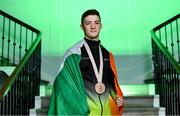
[84,42,105,94]
[95,82,105,94]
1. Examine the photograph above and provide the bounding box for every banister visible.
[0,32,42,101]
[153,13,180,31]
[151,30,180,74]
[0,9,41,115]
[0,10,39,34]
[151,13,180,115]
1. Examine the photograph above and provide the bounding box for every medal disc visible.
[95,82,105,94]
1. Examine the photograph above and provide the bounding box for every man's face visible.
[81,15,102,40]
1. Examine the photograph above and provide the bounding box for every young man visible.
[48,9,123,115]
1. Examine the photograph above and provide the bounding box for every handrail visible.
[0,9,41,66]
[0,10,39,33]
[151,13,180,115]
[0,32,42,101]
[0,9,41,115]
[151,30,180,73]
[153,14,180,31]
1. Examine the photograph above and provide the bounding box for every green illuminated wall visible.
[0,0,179,56]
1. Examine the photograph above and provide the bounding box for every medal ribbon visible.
[84,41,103,83]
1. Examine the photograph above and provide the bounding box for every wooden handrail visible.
[153,13,180,31]
[0,10,39,33]
[151,30,180,74]
[0,32,42,101]
[151,13,180,115]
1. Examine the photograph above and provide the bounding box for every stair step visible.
[31,95,166,115]
[124,95,160,108]
[39,84,155,97]
[35,96,50,109]
[33,84,162,115]
[40,85,52,96]
[121,84,155,96]
[123,107,165,115]
[29,108,48,115]
[29,107,165,116]
[35,95,160,109]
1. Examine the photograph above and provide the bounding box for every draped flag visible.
[48,40,123,115]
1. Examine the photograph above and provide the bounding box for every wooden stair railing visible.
[151,13,180,115]
[0,10,42,115]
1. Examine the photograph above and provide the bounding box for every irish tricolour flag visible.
[48,40,123,115]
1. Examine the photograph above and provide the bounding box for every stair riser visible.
[35,96,160,108]
[29,108,165,116]
[29,109,48,116]
[124,95,159,108]
[123,107,165,116]
[123,112,161,116]
[35,96,50,109]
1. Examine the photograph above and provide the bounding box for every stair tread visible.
[29,108,48,115]
[33,84,164,115]
[30,108,48,112]
[29,107,165,115]
[124,95,155,98]
[124,95,159,108]
[123,107,166,115]
[35,96,51,99]
[124,107,165,110]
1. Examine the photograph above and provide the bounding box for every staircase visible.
[123,95,165,115]
[0,10,42,115]
[0,9,178,116]
[29,84,165,115]
[29,85,51,115]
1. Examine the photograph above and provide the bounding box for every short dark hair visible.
[81,9,101,24]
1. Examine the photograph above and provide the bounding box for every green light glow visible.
[120,84,155,96]
[0,0,179,56]
[40,84,155,97]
